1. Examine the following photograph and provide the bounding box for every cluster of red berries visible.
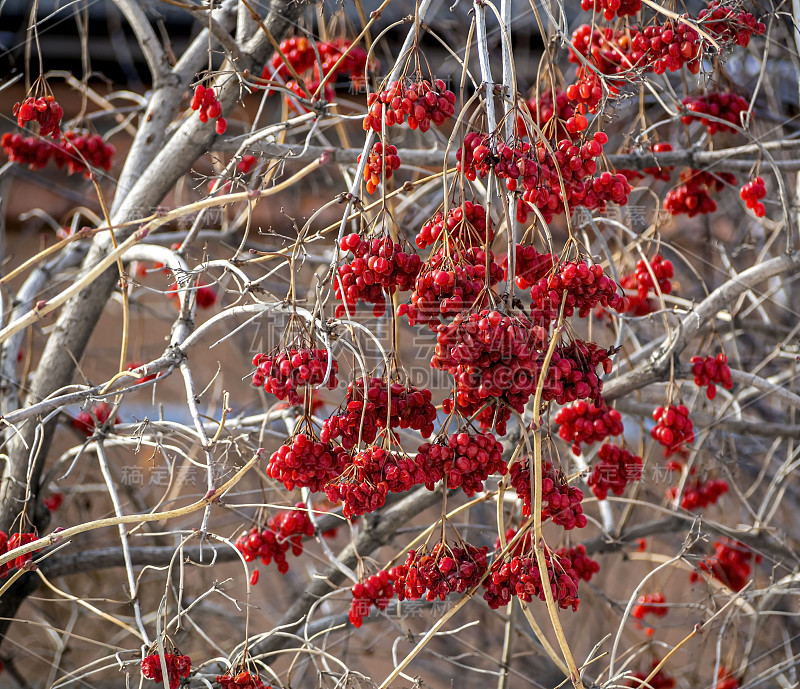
[542,340,615,404]
[268,433,350,492]
[628,660,676,689]
[690,353,733,400]
[190,84,226,134]
[632,592,667,635]
[482,549,581,611]
[528,258,629,321]
[266,36,316,80]
[323,378,436,448]
[690,539,760,591]
[72,402,120,437]
[251,347,338,405]
[555,399,624,454]
[698,1,765,47]
[740,176,767,216]
[580,0,641,21]
[681,92,749,134]
[557,544,600,582]
[349,569,399,627]
[326,446,429,518]
[335,233,422,318]
[587,443,643,500]
[414,201,493,250]
[2,131,114,177]
[438,431,507,496]
[651,404,695,457]
[234,504,315,574]
[508,245,556,291]
[398,247,503,328]
[359,141,401,194]
[611,254,674,317]
[668,477,729,510]
[510,458,588,529]
[13,95,63,138]
[0,531,40,578]
[141,653,191,689]
[363,78,456,132]
[523,88,584,139]
[433,310,545,434]
[394,542,489,601]
[665,169,736,217]
[216,671,268,689]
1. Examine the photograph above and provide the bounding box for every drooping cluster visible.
[690,353,733,400]
[2,131,114,176]
[528,258,629,320]
[13,95,63,138]
[668,477,729,510]
[690,539,760,591]
[681,92,749,134]
[555,399,624,454]
[580,0,642,22]
[359,141,402,194]
[510,458,588,529]
[335,233,422,317]
[141,653,191,689]
[325,446,428,517]
[323,378,437,448]
[556,544,600,582]
[414,201,493,250]
[234,504,315,574]
[216,671,268,689]
[651,404,695,457]
[697,1,765,47]
[190,84,227,134]
[632,592,667,635]
[394,541,489,601]
[440,431,506,496]
[740,176,767,216]
[349,569,400,627]
[523,88,584,139]
[665,168,736,217]
[363,78,457,132]
[482,549,581,611]
[72,402,120,437]
[398,247,503,328]
[0,531,41,578]
[251,347,338,405]
[507,245,557,291]
[587,443,643,500]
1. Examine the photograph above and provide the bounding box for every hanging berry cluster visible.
[681,92,749,134]
[665,168,737,217]
[394,541,489,601]
[140,653,191,689]
[555,399,624,455]
[2,131,114,177]
[690,353,733,399]
[364,78,457,132]
[651,404,695,457]
[0,531,41,578]
[740,177,767,216]
[190,84,227,134]
[359,141,402,194]
[690,539,760,591]
[510,458,588,529]
[72,402,120,437]
[587,443,643,500]
[632,592,667,635]
[269,433,350,492]
[251,347,338,405]
[667,476,729,510]
[335,234,422,317]
[557,544,600,582]
[216,671,268,689]
[13,94,63,138]
[234,504,315,574]
[349,569,400,627]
